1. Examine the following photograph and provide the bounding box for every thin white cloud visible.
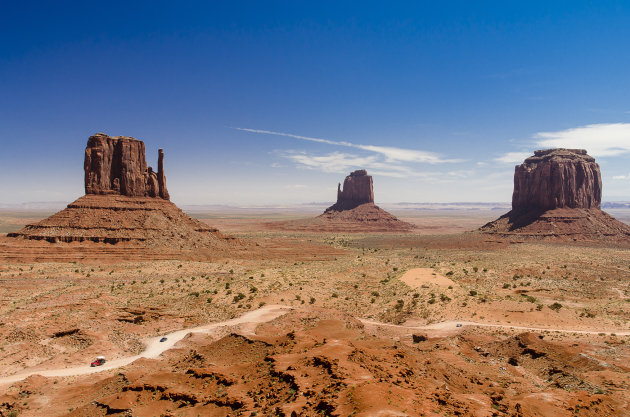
[534,123,630,157]
[279,151,379,174]
[234,127,461,164]
[613,173,630,180]
[494,123,630,166]
[494,151,531,164]
[277,150,468,180]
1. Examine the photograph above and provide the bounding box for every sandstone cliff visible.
[326,170,374,212]
[512,149,601,211]
[84,133,169,199]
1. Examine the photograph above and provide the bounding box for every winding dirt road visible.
[2,305,628,386]
[360,318,630,336]
[0,305,292,386]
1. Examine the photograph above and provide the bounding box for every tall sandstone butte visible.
[512,148,601,211]
[328,169,374,211]
[84,133,169,199]
[480,148,630,239]
[7,132,234,251]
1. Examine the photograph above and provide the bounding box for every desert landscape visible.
[0,138,629,417]
[3,4,630,416]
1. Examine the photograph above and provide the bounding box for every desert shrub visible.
[502,283,511,289]
[233,293,245,303]
[440,294,451,302]
[412,334,427,343]
[446,271,454,276]
[395,299,404,311]
[549,302,563,311]
[469,290,477,296]
[524,295,537,303]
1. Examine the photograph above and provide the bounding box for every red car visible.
[91,356,106,367]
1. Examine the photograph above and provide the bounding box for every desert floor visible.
[0,208,629,416]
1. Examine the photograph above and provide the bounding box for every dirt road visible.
[360,318,630,336]
[2,305,628,386]
[0,305,292,386]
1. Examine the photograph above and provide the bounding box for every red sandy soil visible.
[1,210,630,417]
[2,308,627,417]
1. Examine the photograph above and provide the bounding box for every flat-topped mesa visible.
[84,133,169,200]
[329,169,374,211]
[512,148,601,211]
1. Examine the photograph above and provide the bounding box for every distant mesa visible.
[480,148,630,240]
[327,169,374,211]
[8,133,234,250]
[267,170,415,232]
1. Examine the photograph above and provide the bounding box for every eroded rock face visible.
[512,149,601,211]
[84,133,169,199]
[328,170,374,211]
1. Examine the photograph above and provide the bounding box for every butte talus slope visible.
[480,148,630,240]
[7,133,234,250]
[267,170,415,232]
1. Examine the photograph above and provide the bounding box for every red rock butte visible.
[84,133,169,200]
[327,169,374,211]
[480,148,630,240]
[266,170,415,232]
[7,133,235,251]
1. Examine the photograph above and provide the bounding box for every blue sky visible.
[2,1,630,205]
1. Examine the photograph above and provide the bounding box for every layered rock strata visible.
[480,148,630,240]
[512,148,601,211]
[84,133,169,199]
[8,194,231,247]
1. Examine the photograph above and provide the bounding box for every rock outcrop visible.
[266,170,414,232]
[84,133,169,199]
[512,149,601,211]
[328,170,374,211]
[480,149,630,240]
[8,133,235,252]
